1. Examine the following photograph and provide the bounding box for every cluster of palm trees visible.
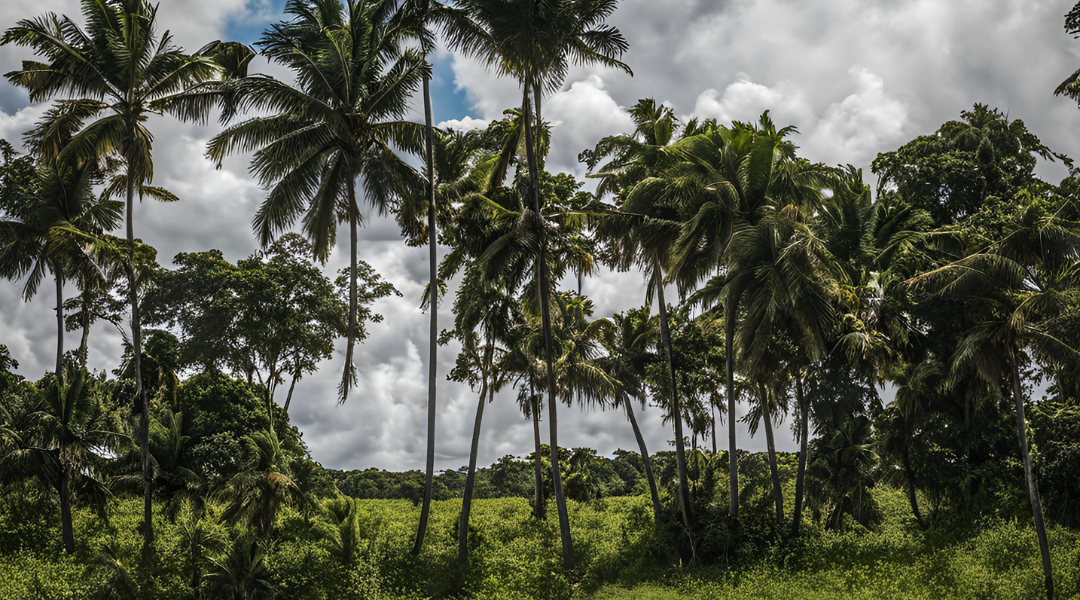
[2,2,1079,598]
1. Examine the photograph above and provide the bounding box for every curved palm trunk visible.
[523,84,573,570]
[1010,356,1053,600]
[414,75,439,557]
[724,297,739,522]
[901,441,926,530]
[792,376,808,536]
[78,288,91,369]
[759,382,783,528]
[125,173,153,548]
[531,380,545,519]
[654,266,692,534]
[625,399,662,525]
[343,177,359,401]
[458,377,490,566]
[59,470,74,553]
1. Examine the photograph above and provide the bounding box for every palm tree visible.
[207,0,428,403]
[445,267,517,566]
[0,364,116,553]
[220,427,304,537]
[0,123,121,388]
[463,0,631,568]
[667,113,831,522]
[587,99,695,534]
[601,307,663,523]
[909,194,1080,600]
[3,0,242,547]
[392,0,490,556]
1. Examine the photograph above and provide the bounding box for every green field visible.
[2,487,1077,600]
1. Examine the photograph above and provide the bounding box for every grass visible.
[0,487,1077,599]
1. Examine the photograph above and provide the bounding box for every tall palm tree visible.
[909,194,1080,600]
[445,267,517,566]
[3,0,241,547]
[463,0,631,568]
[602,307,663,524]
[392,0,490,555]
[667,113,830,522]
[207,0,428,403]
[0,122,121,390]
[588,98,695,534]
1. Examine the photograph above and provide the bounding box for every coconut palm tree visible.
[666,113,831,522]
[462,0,631,567]
[908,193,1080,600]
[207,0,428,403]
[587,99,695,534]
[445,267,517,566]
[601,307,663,523]
[391,0,491,555]
[3,0,244,546]
[0,364,116,553]
[0,125,120,390]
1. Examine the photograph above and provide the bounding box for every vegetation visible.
[2,0,1080,598]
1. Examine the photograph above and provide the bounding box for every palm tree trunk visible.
[654,264,693,536]
[1010,355,1054,600]
[725,296,739,522]
[283,372,298,414]
[59,469,74,554]
[125,172,153,548]
[901,442,926,530]
[625,399,662,525]
[458,377,489,565]
[759,382,783,527]
[78,288,91,369]
[792,376,808,536]
[711,398,718,455]
[414,74,439,557]
[342,177,359,401]
[523,83,573,570]
[54,265,64,382]
[531,380,545,519]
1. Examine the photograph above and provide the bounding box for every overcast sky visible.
[2,0,1079,473]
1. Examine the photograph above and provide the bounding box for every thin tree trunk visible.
[792,376,808,536]
[342,177,359,401]
[1011,356,1054,600]
[78,288,91,369]
[414,74,439,557]
[531,380,545,519]
[126,172,153,548]
[458,377,489,565]
[59,469,74,554]
[655,263,693,536]
[759,382,783,528]
[625,399,662,525]
[54,266,64,382]
[283,372,298,415]
[711,397,718,455]
[725,296,739,522]
[523,84,573,569]
[901,442,926,530]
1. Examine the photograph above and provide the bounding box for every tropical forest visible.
[2,0,1080,599]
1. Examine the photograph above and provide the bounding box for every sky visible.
[2,0,1080,473]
